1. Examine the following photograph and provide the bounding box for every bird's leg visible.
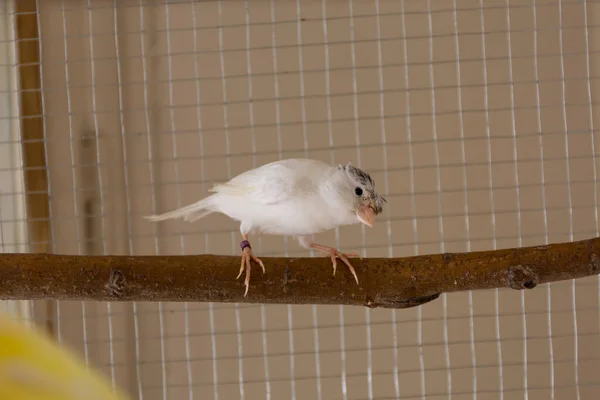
[309,243,360,285]
[236,234,265,297]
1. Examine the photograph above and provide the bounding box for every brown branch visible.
[1,237,599,309]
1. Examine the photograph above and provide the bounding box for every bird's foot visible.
[310,243,360,285]
[236,240,265,297]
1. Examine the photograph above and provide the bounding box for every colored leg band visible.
[240,240,251,251]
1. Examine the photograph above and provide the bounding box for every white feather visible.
[144,196,216,223]
[145,158,367,246]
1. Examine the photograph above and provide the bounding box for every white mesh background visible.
[1,0,600,399]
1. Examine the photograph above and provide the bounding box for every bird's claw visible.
[329,250,359,285]
[310,243,360,285]
[237,247,265,297]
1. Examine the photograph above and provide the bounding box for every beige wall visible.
[18,0,600,398]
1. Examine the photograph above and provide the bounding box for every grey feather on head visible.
[338,162,387,214]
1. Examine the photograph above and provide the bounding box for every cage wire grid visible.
[0,0,600,399]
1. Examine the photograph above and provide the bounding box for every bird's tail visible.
[144,195,217,223]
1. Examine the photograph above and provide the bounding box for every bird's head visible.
[337,162,386,228]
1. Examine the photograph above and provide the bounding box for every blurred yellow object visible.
[0,312,130,400]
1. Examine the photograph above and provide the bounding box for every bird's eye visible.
[355,187,363,196]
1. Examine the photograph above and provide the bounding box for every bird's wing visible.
[209,159,329,206]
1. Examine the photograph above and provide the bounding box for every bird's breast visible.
[251,200,355,236]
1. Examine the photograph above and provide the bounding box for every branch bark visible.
[1,237,599,309]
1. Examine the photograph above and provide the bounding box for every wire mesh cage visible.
[1,0,600,399]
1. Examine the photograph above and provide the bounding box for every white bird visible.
[145,158,386,296]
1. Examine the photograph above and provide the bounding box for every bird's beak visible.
[356,203,377,228]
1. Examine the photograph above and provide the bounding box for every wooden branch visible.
[1,237,599,309]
